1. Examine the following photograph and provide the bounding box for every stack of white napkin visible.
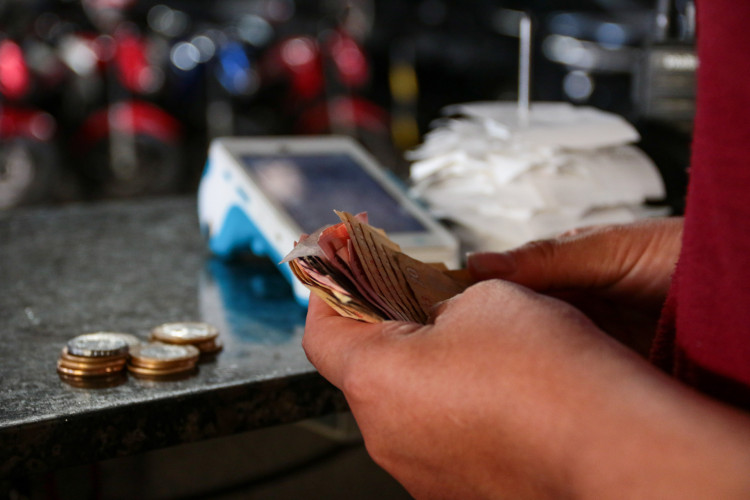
[408,102,667,251]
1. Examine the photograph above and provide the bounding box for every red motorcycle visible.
[65,24,183,198]
[0,37,60,208]
[260,20,400,170]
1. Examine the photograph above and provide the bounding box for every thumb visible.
[466,219,681,294]
[466,237,612,291]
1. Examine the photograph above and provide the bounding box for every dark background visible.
[0,0,693,213]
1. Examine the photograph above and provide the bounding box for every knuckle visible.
[519,238,559,264]
[340,362,376,402]
[454,279,514,308]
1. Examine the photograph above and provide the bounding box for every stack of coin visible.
[57,332,130,384]
[150,322,223,355]
[127,342,200,379]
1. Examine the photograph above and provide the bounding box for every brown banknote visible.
[282,211,472,323]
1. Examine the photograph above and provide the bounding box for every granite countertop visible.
[0,197,346,479]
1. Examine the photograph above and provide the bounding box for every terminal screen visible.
[241,153,427,234]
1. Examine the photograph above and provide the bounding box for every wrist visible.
[567,358,750,499]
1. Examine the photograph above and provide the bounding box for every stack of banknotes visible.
[282,211,471,324]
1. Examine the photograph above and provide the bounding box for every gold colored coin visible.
[57,358,126,372]
[150,322,218,345]
[60,347,127,365]
[57,361,126,377]
[194,337,224,354]
[128,342,200,369]
[128,358,196,371]
[127,363,197,377]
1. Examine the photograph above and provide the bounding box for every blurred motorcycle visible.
[0,36,60,208]
[61,1,184,199]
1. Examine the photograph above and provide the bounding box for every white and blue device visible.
[198,136,459,305]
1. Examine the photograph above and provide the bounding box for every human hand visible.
[303,279,750,499]
[466,217,683,353]
[304,280,614,498]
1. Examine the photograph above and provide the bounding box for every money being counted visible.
[282,211,471,324]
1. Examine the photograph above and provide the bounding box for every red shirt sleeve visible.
[653,0,750,409]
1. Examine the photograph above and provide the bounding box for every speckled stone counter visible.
[0,197,347,480]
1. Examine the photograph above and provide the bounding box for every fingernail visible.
[466,251,517,278]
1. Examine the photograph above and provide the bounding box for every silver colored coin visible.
[103,332,143,347]
[151,322,218,343]
[67,333,129,358]
[130,342,200,362]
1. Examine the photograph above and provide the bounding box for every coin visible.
[127,363,198,377]
[128,357,196,371]
[56,360,125,377]
[193,337,224,355]
[102,332,143,347]
[60,347,127,365]
[127,342,200,379]
[67,333,129,358]
[57,357,127,372]
[150,322,218,345]
[58,335,128,380]
[128,342,200,368]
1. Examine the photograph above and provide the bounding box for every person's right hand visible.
[303,275,750,500]
[466,217,683,354]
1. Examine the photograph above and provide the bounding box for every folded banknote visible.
[282,211,471,323]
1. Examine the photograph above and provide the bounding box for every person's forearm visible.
[566,352,750,499]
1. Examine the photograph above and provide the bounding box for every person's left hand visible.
[467,218,684,355]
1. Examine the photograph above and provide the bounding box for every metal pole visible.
[518,13,532,127]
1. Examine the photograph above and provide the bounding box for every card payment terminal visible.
[198,136,459,305]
